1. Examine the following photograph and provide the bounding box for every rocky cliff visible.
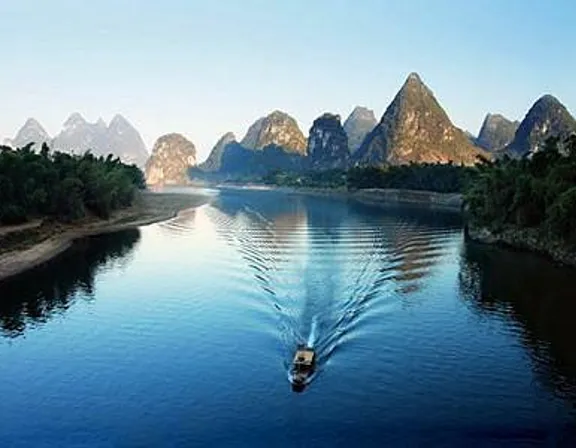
[199,132,236,172]
[504,95,576,157]
[240,111,307,154]
[145,134,197,185]
[354,73,486,166]
[307,113,350,169]
[343,106,377,154]
[476,113,519,151]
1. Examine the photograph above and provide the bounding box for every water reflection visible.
[460,241,576,408]
[209,190,461,388]
[0,229,141,338]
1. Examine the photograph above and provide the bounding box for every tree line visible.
[465,136,576,244]
[0,143,145,225]
[260,162,473,193]
[346,162,474,193]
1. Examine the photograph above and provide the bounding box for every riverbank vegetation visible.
[0,143,145,224]
[465,136,576,245]
[346,163,474,193]
[261,169,347,188]
[259,162,474,193]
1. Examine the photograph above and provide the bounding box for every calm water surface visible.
[1,189,576,446]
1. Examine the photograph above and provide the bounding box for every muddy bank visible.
[0,192,211,282]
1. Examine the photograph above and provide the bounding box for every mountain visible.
[240,111,307,154]
[199,132,236,172]
[198,110,308,178]
[307,113,350,169]
[9,118,51,150]
[354,73,486,166]
[476,113,519,151]
[106,114,149,167]
[38,113,149,166]
[504,95,576,157]
[145,134,197,185]
[52,113,105,156]
[343,106,377,154]
[217,142,305,176]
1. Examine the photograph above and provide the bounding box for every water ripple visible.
[206,195,458,383]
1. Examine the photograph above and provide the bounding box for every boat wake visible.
[206,193,453,387]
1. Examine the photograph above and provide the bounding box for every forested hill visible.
[0,143,145,225]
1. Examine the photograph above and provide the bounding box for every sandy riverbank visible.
[0,191,211,282]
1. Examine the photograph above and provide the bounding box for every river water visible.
[1,188,576,446]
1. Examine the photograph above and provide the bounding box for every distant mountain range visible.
[5,114,149,167]
[184,72,576,184]
[6,72,575,185]
[193,73,491,182]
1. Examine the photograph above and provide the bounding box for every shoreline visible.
[465,225,576,267]
[214,184,463,211]
[219,184,576,266]
[0,191,211,283]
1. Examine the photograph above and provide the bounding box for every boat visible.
[291,345,316,392]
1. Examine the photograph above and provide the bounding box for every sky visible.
[1,0,575,162]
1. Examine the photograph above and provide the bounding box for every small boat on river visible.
[291,345,316,392]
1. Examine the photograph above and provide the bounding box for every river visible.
[1,188,575,446]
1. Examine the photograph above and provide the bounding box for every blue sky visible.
[1,0,575,161]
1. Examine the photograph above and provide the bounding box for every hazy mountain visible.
[476,113,519,151]
[145,133,197,185]
[240,111,307,154]
[52,113,104,155]
[343,106,377,154]
[8,118,51,150]
[106,114,149,166]
[504,95,576,157]
[307,113,350,169]
[354,73,486,165]
[199,132,237,172]
[46,113,149,166]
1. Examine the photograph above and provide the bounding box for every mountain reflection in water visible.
[209,190,461,383]
[0,229,141,338]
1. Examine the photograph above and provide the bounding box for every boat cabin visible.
[292,347,315,372]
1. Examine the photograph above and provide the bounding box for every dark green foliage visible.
[347,162,473,193]
[465,136,576,244]
[262,169,347,188]
[0,145,145,224]
[260,162,472,192]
